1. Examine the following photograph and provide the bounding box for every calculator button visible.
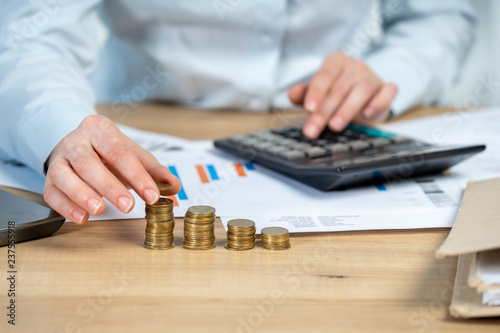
[276,138,299,147]
[292,142,313,150]
[305,146,328,158]
[253,131,273,140]
[230,134,251,143]
[352,156,373,165]
[285,131,302,139]
[241,138,260,147]
[325,143,350,154]
[264,146,289,156]
[349,140,371,151]
[279,150,306,160]
[336,136,349,143]
[312,139,329,146]
[370,138,392,148]
[253,142,274,151]
[391,136,412,144]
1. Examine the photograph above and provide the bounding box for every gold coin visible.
[144,243,174,250]
[146,197,173,207]
[261,241,291,250]
[261,227,288,237]
[227,219,255,229]
[156,182,173,196]
[224,243,255,251]
[186,205,216,216]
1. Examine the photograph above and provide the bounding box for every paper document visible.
[476,249,500,306]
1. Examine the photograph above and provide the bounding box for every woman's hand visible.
[44,115,181,224]
[288,52,398,139]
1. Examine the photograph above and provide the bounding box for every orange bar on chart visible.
[234,163,246,177]
[195,165,210,183]
[168,196,179,207]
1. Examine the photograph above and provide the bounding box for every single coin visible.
[227,219,255,229]
[156,182,173,196]
[261,227,289,237]
[186,205,216,216]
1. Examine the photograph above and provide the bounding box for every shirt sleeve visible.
[361,0,477,114]
[0,0,102,175]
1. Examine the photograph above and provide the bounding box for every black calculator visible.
[213,124,485,191]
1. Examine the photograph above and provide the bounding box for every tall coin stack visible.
[225,219,256,251]
[144,183,174,250]
[183,205,216,250]
[261,227,291,250]
[144,197,175,250]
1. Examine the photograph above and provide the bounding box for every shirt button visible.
[247,96,264,110]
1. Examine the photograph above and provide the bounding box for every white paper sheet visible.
[477,249,500,286]
[473,249,500,306]
[483,290,500,306]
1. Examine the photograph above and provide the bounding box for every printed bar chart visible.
[167,165,188,200]
[195,164,210,183]
[234,163,246,177]
[207,164,219,180]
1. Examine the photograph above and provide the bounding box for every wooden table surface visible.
[1,104,498,332]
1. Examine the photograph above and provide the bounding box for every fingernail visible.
[87,198,102,215]
[118,196,133,213]
[330,117,345,132]
[144,188,159,205]
[363,107,375,118]
[304,123,318,138]
[71,208,86,224]
[305,100,317,112]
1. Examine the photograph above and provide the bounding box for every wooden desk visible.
[1,104,498,332]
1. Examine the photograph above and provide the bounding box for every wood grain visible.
[1,104,498,332]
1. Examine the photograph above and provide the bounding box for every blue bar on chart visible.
[374,183,387,191]
[206,164,219,181]
[244,162,255,171]
[167,165,188,200]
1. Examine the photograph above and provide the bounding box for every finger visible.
[84,116,160,205]
[303,67,355,138]
[44,178,89,224]
[363,83,398,120]
[128,140,182,195]
[353,107,392,125]
[328,79,380,132]
[303,54,345,113]
[47,158,106,216]
[288,83,308,105]
[66,140,135,213]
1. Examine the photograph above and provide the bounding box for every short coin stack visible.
[144,196,175,250]
[225,219,256,251]
[183,205,216,250]
[261,227,291,250]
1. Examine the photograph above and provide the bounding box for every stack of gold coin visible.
[183,205,216,250]
[225,219,256,251]
[144,197,175,250]
[144,183,174,250]
[261,227,291,250]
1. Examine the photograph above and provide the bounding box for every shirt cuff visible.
[16,100,96,175]
[363,50,433,115]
